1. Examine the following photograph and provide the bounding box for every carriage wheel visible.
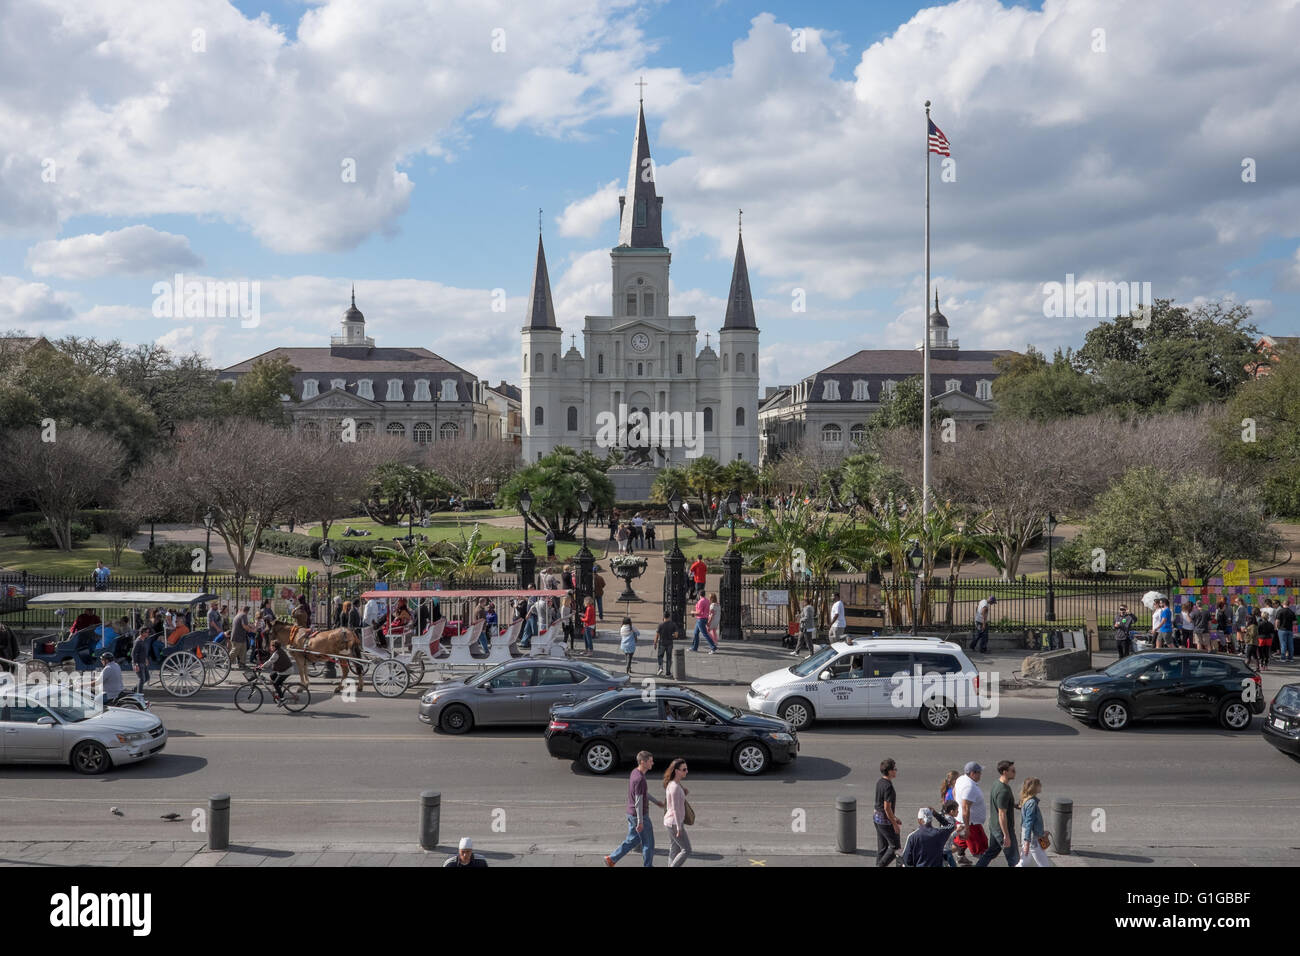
[370,659,410,698]
[21,659,51,681]
[406,655,426,687]
[306,660,324,678]
[160,651,204,698]
[200,643,231,685]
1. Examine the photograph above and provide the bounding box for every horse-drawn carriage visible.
[24,592,228,698]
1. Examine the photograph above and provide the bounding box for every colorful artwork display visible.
[1171,577,1294,607]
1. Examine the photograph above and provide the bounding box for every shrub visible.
[257,530,320,559]
[24,521,92,548]
[142,543,212,574]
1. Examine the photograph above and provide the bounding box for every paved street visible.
[2,641,1298,866]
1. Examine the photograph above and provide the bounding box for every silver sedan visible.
[1,685,167,774]
[419,659,631,734]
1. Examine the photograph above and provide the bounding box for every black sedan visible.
[418,659,630,733]
[545,686,798,776]
[1261,683,1300,757]
[1058,651,1265,731]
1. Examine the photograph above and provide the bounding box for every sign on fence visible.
[758,590,788,606]
[1223,561,1249,586]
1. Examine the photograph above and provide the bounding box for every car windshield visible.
[1276,686,1300,710]
[791,646,838,677]
[28,688,98,722]
[685,689,741,720]
[1104,654,1161,678]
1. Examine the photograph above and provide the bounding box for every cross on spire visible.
[539,207,543,235]
[351,284,355,308]
[636,75,647,102]
[570,333,576,349]
[705,331,711,348]
[738,208,743,233]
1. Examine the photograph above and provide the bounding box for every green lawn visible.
[0,534,149,574]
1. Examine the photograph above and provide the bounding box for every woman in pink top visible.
[707,592,721,645]
[691,594,717,652]
[662,757,692,867]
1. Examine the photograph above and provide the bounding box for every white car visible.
[1,685,167,774]
[746,637,980,731]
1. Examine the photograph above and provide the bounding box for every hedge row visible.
[10,509,139,535]
[24,522,92,548]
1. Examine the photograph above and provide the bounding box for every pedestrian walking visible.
[791,598,815,656]
[707,592,721,646]
[1233,597,1249,654]
[973,596,996,654]
[690,593,717,653]
[92,560,111,591]
[940,800,961,867]
[230,605,252,669]
[131,630,150,693]
[688,554,708,600]
[1245,608,1260,670]
[1015,777,1052,868]
[1178,602,1195,649]
[940,770,967,864]
[829,590,847,643]
[654,611,679,677]
[1214,599,1230,653]
[444,836,489,867]
[1276,599,1296,663]
[1113,605,1135,658]
[545,527,556,559]
[975,760,1020,867]
[662,757,692,867]
[1258,609,1274,671]
[594,569,606,622]
[1152,598,1173,649]
[954,762,988,865]
[645,521,656,550]
[605,751,663,867]
[874,758,903,867]
[901,807,954,867]
[580,597,597,656]
[1191,600,1211,651]
[619,616,639,674]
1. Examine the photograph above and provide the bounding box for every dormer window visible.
[386,379,404,401]
[945,379,961,394]
[976,379,992,401]
[882,380,898,400]
[821,380,840,401]
[414,379,432,401]
[302,379,319,400]
[357,379,374,401]
[440,379,459,401]
[330,378,345,393]
[851,380,869,401]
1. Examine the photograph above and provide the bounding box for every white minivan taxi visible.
[746,638,981,731]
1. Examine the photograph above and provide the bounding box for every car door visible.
[1131,658,1187,717]
[1182,657,1231,715]
[599,697,665,756]
[662,697,730,759]
[814,652,869,719]
[3,698,64,761]
[864,652,916,719]
[477,667,535,724]
[530,666,585,721]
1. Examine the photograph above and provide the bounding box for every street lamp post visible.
[1045,512,1058,623]
[666,490,687,629]
[202,510,214,591]
[576,491,594,617]
[320,539,337,679]
[721,491,743,642]
[908,539,924,636]
[517,489,536,589]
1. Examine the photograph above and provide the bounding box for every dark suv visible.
[1261,683,1300,756]
[1058,651,1264,731]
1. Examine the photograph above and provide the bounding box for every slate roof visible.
[722,232,757,330]
[525,235,557,330]
[617,101,664,249]
[221,347,481,402]
[762,348,1015,407]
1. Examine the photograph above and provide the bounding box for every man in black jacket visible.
[444,837,488,868]
[902,808,956,867]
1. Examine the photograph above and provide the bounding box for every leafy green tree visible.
[868,376,944,431]
[1084,466,1276,579]
[363,463,453,526]
[56,337,217,432]
[497,447,615,539]
[719,459,758,494]
[839,451,910,504]
[212,356,299,424]
[1215,353,1300,516]
[992,346,1100,421]
[685,456,725,535]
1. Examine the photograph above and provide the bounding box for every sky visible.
[1,0,1297,390]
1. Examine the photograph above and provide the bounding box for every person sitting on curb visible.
[444,837,487,867]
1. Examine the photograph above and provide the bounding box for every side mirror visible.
[1137,673,1151,681]
[36,715,56,726]
[819,670,833,682]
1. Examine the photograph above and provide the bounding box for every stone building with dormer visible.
[520,100,760,466]
[757,295,1015,462]
[220,290,500,443]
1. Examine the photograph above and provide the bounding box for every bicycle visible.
[233,668,311,713]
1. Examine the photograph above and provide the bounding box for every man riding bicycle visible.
[260,640,294,704]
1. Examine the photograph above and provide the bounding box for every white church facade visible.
[521,101,760,467]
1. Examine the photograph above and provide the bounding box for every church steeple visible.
[525,234,557,329]
[722,224,757,330]
[617,99,664,248]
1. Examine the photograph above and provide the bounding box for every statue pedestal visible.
[607,466,658,502]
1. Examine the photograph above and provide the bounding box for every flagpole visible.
[922,100,932,520]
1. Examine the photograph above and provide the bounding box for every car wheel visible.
[1098,699,1130,731]
[581,740,618,775]
[439,704,473,735]
[71,740,112,775]
[919,701,956,731]
[732,740,769,775]
[1219,698,1253,731]
[779,697,814,731]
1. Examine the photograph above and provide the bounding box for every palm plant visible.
[856,493,920,626]
[685,456,724,535]
[430,523,498,582]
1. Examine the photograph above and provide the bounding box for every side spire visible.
[617,99,664,248]
[722,227,757,330]
[525,234,557,330]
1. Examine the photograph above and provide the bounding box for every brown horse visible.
[267,621,365,694]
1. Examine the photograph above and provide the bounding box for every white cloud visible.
[0,275,77,325]
[26,225,201,278]
[556,180,619,238]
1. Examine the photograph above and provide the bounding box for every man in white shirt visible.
[973,596,996,654]
[829,593,847,645]
[98,652,124,704]
[953,762,987,866]
[362,597,385,641]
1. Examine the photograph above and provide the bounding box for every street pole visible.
[721,491,743,642]
[1046,513,1057,623]
[666,492,686,629]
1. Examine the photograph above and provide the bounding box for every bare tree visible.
[770,436,847,494]
[294,433,382,540]
[429,438,520,500]
[0,427,126,551]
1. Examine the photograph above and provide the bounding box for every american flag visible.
[928,119,951,156]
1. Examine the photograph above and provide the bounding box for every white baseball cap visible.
[458,837,473,851]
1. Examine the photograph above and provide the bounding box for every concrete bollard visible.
[835,796,857,853]
[673,647,686,681]
[420,790,441,851]
[1052,797,1073,854]
[208,793,230,851]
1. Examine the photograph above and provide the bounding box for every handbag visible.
[684,800,695,827]
[1038,831,1051,851]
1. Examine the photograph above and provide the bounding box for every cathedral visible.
[521,100,760,468]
